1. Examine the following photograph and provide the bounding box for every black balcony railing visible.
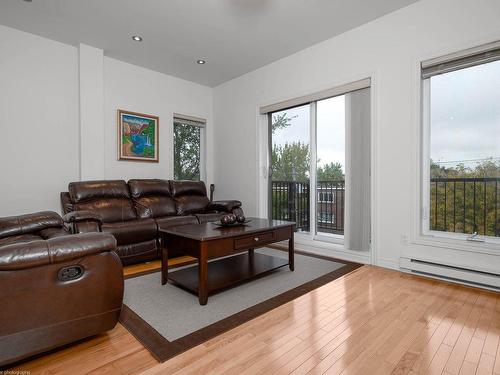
[272,177,500,238]
[271,180,345,234]
[271,181,311,231]
[430,177,500,237]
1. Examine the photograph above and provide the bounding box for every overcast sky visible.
[430,60,500,168]
[273,60,500,174]
[273,95,345,172]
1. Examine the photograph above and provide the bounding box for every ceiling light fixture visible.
[132,36,143,42]
[197,59,206,65]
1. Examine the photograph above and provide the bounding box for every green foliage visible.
[271,111,310,182]
[430,159,500,178]
[272,142,310,182]
[174,123,200,181]
[429,159,500,237]
[317,162,344,181]
[271,112,297,134]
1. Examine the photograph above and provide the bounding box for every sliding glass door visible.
[269,97,347,238]
[268,83,370,250]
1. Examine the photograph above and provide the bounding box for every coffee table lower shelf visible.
[167,252,289,297]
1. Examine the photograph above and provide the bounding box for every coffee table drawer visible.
[234,231,275,249]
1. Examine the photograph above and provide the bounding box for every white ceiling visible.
[0,0,419,87]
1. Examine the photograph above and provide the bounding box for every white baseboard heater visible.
[400,257,500,291]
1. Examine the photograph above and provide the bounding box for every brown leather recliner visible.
[60,179,243,264]
[0,212,123,367]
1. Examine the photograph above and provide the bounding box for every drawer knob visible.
[254,237,259,241]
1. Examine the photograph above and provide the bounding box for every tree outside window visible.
[173,120,202,181]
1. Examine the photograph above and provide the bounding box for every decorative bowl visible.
[212,219,252,227]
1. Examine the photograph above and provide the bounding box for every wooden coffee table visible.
[159,218,295,305]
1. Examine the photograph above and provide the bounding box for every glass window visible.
[270,105,310,232]
[423,60,500,239]
[316,95,345,235]
[173,117,205,181]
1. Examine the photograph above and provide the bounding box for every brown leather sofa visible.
[0,211,123,366]
[61,179,243,265]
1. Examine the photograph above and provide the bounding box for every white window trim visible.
[409,57,500,256]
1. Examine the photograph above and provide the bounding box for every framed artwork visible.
[118,109,159,162]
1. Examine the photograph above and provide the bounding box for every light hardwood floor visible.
[12,264,500,375]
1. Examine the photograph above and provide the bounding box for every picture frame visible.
[118,109,159,162]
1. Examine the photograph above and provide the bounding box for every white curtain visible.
[345,88,371,251]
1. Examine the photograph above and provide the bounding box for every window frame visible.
[173,114,206,182]
[420,58,500,247]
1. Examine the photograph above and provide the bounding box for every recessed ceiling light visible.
[197,59,206,65]
[132,36,143,42]
[22,0,33,2]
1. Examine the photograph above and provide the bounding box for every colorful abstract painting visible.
[118,110,159,162]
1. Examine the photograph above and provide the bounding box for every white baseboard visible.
[297,245,371,264]
[400,257,500,291]
[270,240,371,264]
[375,257,400,271]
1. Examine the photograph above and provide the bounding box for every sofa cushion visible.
[155,215,198,229]
[0,212,63,239]
[74,199,137,223]
[69,180,130,203]
[129,179,171,198]
[128,179,176,218]
[101,219,157,246]
[175,196,210,215]
[0,234,43,247]
[169,180,207,197]
[169,180,209,215]
[134,196,177,218]
[68,180,137,223]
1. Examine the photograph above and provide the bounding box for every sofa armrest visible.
[63,211,103,225]
[0,233,117,271]
[63,211,103,233]
[206,200,242,213]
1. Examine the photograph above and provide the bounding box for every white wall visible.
[0,25,79,215]
[213,0,500,271]
[1,0,499,275]
[79,43,105,180]
[0,25,213,217]
[103,57,213,183]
